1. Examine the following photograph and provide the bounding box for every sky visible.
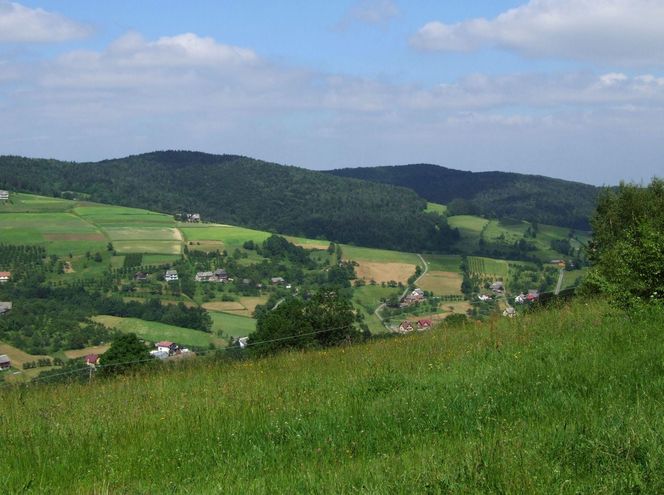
[0,1,662,185]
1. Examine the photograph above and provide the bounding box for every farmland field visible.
[64,345,111,359]
[467,256,509,278]
[91,316,223,348]
[103,227,182,241]
[355,261,416,284]
[180,224,271,250]
[447,215,489,234]
[112,241,182,255]
[209,311,257,338]
[73,206,174,225]
[340,245,420,265]
[417,271,463,295]
[203,296,268,318]
[423,254,462,272]
[0,192,78,213]
[425,202,447,215]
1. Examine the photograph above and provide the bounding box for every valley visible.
[1,190,587,382]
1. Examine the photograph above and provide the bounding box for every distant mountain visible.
[328,164,600,229]
[0,151,458,253]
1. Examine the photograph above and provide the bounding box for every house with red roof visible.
[156,341,179,355]
[85,354,100,367]
[417,319,432,330]
[0,272,11,283]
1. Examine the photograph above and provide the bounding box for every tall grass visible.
[2,299,664,493]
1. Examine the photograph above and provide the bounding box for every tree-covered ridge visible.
[0,152,457,253]
[328,163,600,229]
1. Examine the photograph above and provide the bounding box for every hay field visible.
[417,271,463,295]
[355,261,416,284]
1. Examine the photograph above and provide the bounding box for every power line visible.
[1,323,353,389]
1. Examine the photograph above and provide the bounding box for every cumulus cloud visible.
[337,0,399,29]
[410,0,664,66]
[0,1,90,43]
[0,31,662,184]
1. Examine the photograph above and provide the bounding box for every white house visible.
[0,190,9,201]
[164,269,178,281]
[478,294,492,302]
[156,341,178,355]
[0,354,10,370]
[0,272,11,283]
[195,271,214,282]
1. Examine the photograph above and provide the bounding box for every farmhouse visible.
[156,341,179,355]
[0,271,11,283]
[527,290,540,302]
[150,350,170,360]
[237,337,249,349]
[0,190,9,201]
[401,288,425,307]
[134,272,148,282]
[0,302,12,315]
[185,213,201,223]
[0,354,10,370]
[164,269,178,281]
[214,269,229,282]
[490,281,505,294]
[195,271,214,282]
[417,319,432,330]
[271,277,286,285]
[398,321,414,333]
[85,354,100,367]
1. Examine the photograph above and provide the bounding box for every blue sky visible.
[1,0,663,184]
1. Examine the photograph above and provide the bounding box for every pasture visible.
[209,311,257,338]
[423,254,462,272]
[180,224,271,251]
[340,245,420,265]
[417,271,463,296]
[203,296,268,318]
[0,192,78,213]
[91,316,222,349]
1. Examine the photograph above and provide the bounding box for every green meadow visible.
[423,254,462,272]
[209,311,257,338]
[3,300,664,493]
[425,202,448,215]
[91,315,223,349]
[180,224,272,250]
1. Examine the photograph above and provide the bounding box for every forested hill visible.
[328,164,600,229]
[0,152,457,252]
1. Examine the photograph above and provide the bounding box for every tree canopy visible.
[585,178,663,308]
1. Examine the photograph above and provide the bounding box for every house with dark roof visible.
[85,354,100,367]
[195,271,214,282]
[134,272,148,282]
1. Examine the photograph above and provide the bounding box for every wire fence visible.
[0,324,353,389]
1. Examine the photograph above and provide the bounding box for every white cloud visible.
[0,31,662,184]
[0,1,90,43]
[411,0,664,66]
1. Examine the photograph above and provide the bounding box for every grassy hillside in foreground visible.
[3,299,664,493]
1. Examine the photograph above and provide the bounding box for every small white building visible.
[0,272,11,283]
[0,190,9,201]
[165,269,178,281]
[237,337,249,349]
[0,354,10,370]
